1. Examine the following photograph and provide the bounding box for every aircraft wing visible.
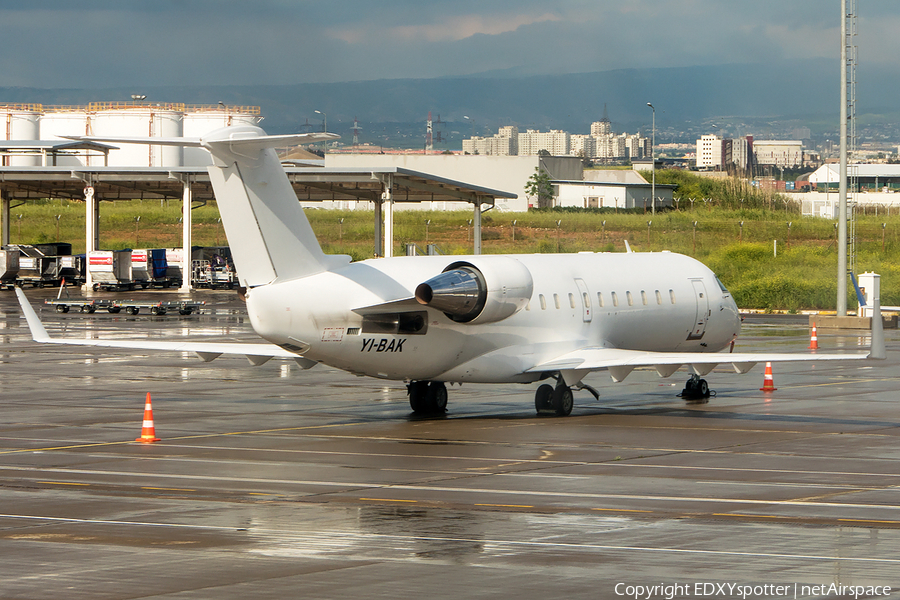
[14,289,314,368]
[529,297,884,383]
[526,346,873,382]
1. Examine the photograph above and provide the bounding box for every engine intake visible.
[415,258,533,324]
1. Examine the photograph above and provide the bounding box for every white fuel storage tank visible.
[1,104,42,166]
[89,103,184,167]
[183,106,263,166]
[39,108,91,166]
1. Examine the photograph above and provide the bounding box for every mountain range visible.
[2,59,898,147]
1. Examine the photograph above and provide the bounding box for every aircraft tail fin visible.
[69,127,347,288]
[194,127,349,287]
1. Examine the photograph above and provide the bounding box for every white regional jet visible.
[15,126,886,417]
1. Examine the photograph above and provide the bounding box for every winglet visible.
[869,294,886,360]
[15,288,51,343]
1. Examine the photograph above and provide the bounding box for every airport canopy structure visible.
[0,165,514,289]
[0,140,119,166]
[807,163,900,191]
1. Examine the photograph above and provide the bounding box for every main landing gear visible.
[407,381,448,415]
[679,374,712,401]
[534,381,574,416]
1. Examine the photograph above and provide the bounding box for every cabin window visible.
[641,290,648,305]
[669,289,676,304]
[611,291,618,307]
[655,290,662,305]
[553,294,561,309]
[582,292,590,308]
[525,300,531,311]
[539,294,547,310]
[597,292,604,307]
[568,293,576,309]
[626,291,633,306]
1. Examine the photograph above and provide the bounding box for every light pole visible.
[463,115,474,138]
[647,102,656,215]
[315,110,328,152]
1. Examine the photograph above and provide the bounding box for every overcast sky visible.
[2,1,899,88]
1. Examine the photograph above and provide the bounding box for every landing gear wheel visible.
[534,384,554,414]
[408,380,429,413]
[408,381,447,415]
[680,376,710,401]
[551,384,574,417]
[426,382,448,413]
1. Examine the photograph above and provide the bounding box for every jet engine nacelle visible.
[415,257,534,324]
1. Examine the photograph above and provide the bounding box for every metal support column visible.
[181,178,192,292]
[1,188,9,248]
[382,173,394,259]
[373,199,383,257]
[473,201,482,255]
[83,185,98,290]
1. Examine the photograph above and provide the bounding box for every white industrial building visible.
[785,163,900,217]
[325,153,583,211]
[1,103,261,168]
[553,170,675,210]
[731,136,753,172]
[753,140,803,168]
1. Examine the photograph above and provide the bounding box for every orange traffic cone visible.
[135,392,160,443]
[759,362,777,392]
[809,324,819,350]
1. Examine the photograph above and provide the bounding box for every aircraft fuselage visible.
[245,251,741,383]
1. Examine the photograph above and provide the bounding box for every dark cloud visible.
[0,0,897,87]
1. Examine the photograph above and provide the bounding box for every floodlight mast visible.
[647,103,656,216]
[837,0,849,315]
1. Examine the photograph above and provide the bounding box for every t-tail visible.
[69,126,347,289]
[203,126,349,287]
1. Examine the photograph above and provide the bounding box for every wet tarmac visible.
[2,289,900,599]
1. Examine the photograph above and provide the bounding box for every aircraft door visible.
[687,279,709,340]
[574,278,592,323]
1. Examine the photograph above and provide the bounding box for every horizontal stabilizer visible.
[64,135,202,147]
[64,131,338,151]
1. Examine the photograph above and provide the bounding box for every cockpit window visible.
[715,276,730,294]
